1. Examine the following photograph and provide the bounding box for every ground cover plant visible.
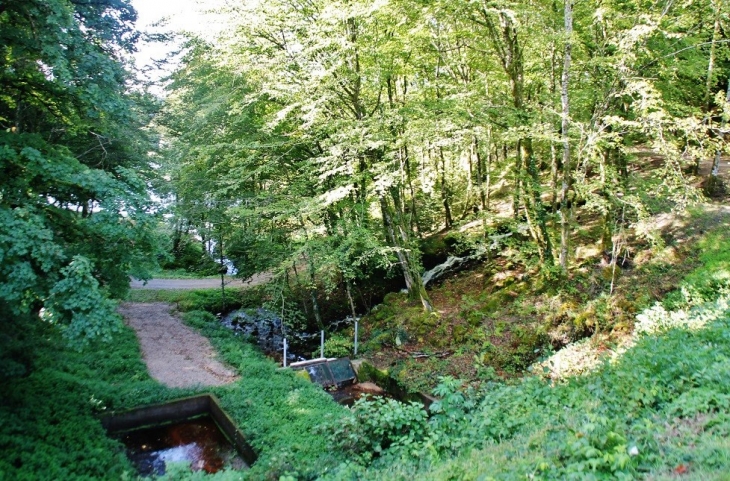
[354,207,727,393]
[0,299,347,480]
[126,286,267,313]
[318,220,730,479]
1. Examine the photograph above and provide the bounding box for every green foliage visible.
[324,333,354,358]
[662,230,730,311]
[0,304,348,480]
[42,256,123,347]
[0,0,160,343]
[389,357,452,394]
[325,397,430,463]
[323,287,730,479]
[0,316,166,480]
[160,232,221,275]
[318,228,730,477]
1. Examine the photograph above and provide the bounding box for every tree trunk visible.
[475,137,487,211]
[559,0,573,272]
[380,196,433,312]
[306,251,323,330]
[403,143,420,237]
[705,2,722,111]
[345,280,357,319]
[438,147,453,229]
[524,139,554,265]
[292,261,310,318]
[707,82,730,195]
[513,142,522,219]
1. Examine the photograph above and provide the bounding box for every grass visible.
[125,285,267,313]
[147,269,221,279]
[315,208,730,479]
[0,293,346,480]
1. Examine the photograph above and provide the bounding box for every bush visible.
[323,333,354,358]
[325,397,430,463]
[321,290,730,479]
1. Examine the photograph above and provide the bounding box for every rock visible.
[353,382,385,395]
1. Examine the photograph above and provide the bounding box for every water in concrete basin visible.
[116,415,245,476]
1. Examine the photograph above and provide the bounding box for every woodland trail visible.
[129,271,272,290]
[118,302,239,388]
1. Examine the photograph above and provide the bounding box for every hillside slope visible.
[321,215,730,479]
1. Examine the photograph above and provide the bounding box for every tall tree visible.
[559,0,573,271]
[0,0,158,345]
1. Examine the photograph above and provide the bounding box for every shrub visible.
[325,397,430,463]
[324,333,354,358]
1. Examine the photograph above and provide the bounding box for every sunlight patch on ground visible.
[536,294,730,380]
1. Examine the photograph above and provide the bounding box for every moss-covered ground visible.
[354,205,730,394]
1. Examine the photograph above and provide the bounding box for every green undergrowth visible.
[317,211,730,479]
[661,229,730,311]
[0,303,346,479]
[181,310,348,479]
[359,208,727,393]
[321,295,730,479]
[126,285,267,313]
[148,269,221,279]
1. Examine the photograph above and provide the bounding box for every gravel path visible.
[118,302,239,388]
[130,272,272,290]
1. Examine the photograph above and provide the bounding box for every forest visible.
[2,0,730,479]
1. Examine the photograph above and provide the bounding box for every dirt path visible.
[130,272,272,290]
[118,302,239,388]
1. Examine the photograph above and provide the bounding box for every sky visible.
[130,0,226,84]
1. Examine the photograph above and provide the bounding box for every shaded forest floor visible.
[356,199,730,394]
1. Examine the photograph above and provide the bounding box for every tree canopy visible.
[159,0,729,323]
[0,0,159,345]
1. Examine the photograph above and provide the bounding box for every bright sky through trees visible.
[131,0,225,81]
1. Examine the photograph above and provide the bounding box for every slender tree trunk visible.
[345,280,357,319]
[513,141,523,220]
[467,141,475,211]
[380,195,433,312]
[708,82,730,193]
[439,147,453,229]
[705,2,722,111]
[403,143,420,237]
[292,261,310,318]
[487,144,494,210]
[559,0,573,272]
[550,142,558,215]
[475,137,487,211]
[306,251,323,330]
[524,139,554,265]
[298,217,323,329]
